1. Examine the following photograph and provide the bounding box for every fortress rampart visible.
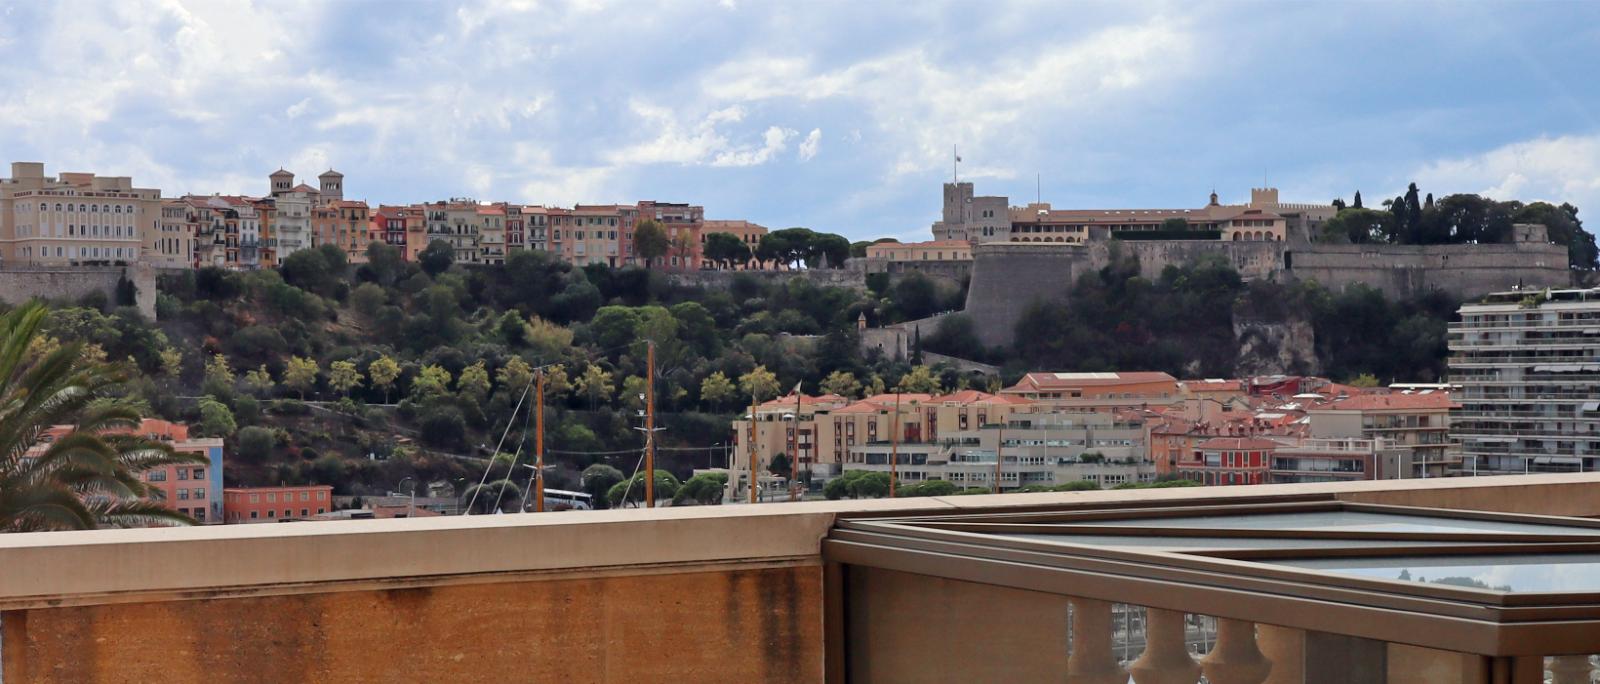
[965,239,1573,348]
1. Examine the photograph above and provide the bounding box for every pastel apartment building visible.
[28,419,223,523]
[699,219,769,269]
[864,239,973,263]
[223,484,335,523]
[999,371,1182,413]
[1307,391,1459,478]
[0,162,161,267]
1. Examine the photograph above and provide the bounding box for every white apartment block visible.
[1449,288,1600,474]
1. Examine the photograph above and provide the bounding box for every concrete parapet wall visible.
[5,474,1600,682]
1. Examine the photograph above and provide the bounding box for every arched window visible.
[39,203,46,211]
[55,204,62,211]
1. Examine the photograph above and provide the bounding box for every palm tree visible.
[0,302,209,532]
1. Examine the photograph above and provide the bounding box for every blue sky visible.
[2,0,1598,242]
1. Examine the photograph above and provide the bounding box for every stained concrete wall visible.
[667,265,867,292]
[0,264,157,319]
[3,564,821,684]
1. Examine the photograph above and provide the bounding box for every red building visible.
[224,485,334,523]
[1178,437,1281,486]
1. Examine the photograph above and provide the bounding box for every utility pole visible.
[534,368,546,512]
[890,392,900,498]
[993,422,1005,495]
[791,385,803,501]
[749,393,760,504]
[645,341,656,508]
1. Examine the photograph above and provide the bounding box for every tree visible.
[497,357,534,397]
[621,375,649,411]
[159,347,183,377]
[606,470,681,507]
[419,406,467,449]
[703,232,752,269]
[283,356,320,400]
[581,464,626,509]
[463,479,523,514]
[1353,190,1364,209]
[633,220,670,268]
[1349,373,1382,388]
[419,239,454,276]
[808,233,851,268]
[204,353,234,387]
[235,426,277,464]
[768,452,791,478]
[739,365,780,403]
[895,365,942,394]
[700,371,736,409]
[823,470,891,500]
[820,370,862,398]
[576,364,614,409]
[457,361,491,403]
[544,364,573,401]
[1161,217,1190,232]
[328,360,364,398]
[197,395,237,437]
[673,472,728,505]
[412,364,453,400]
[0,303,208,531]
[368,356,401,403]
[243,364,275,396]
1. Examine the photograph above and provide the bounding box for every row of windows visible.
[174,487,207,500]
[19,246,134,259]
[16,224,134,238]
[236,507,327,521]
[242,490,328,503]
[24,203,136,214]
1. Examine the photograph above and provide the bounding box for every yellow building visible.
[864,239,973,263]
[0,162,161,266]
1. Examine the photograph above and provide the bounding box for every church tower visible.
[318,169,344,204]
[269,168,294,197]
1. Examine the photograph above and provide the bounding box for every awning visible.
[1583,401,1600,412]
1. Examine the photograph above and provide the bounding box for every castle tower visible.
[318,169,344,204]
[269,169,294,197]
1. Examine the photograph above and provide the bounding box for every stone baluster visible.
[1067,598,1128,684]
[1549,655,1595,684]
[1200,618,1273,684]
[1255,624,1304,684]
[1129,608,1201,684]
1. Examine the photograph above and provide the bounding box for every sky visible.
[1,0,1598,242]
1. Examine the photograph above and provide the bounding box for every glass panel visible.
[1057,511,1600,536]
[1000,534,1479,551]
[1274,553,1600,592]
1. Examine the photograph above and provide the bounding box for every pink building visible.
[224,485,334,523]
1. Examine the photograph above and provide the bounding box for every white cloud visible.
[698,18,1197,179]
[285,97,312,120]
[797,128,821,162]
[712,126,796,167]
[609,102,799,168]
[1413,134,1600,211]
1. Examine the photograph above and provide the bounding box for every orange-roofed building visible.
[1308,390,1460,477]
[28,419,222,524]
[864,239,974,264]
[699,219,768,270]
[1001,372,1180,412]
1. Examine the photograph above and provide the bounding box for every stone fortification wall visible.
[1105,240,1284,281]
[667,265,867,292]
[0,264,156,318]
[862,258,972,286]
[965,239,1573,348]
[965,243,1086,348]
[1285,242,1571,298]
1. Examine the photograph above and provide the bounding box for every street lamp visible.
[396,477,415,519]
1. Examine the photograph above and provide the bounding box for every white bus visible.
[537,488,593,511]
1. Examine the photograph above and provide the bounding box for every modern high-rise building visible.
[1450,287,1600,474]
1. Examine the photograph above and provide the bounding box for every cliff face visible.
[1233,317,1320,377]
